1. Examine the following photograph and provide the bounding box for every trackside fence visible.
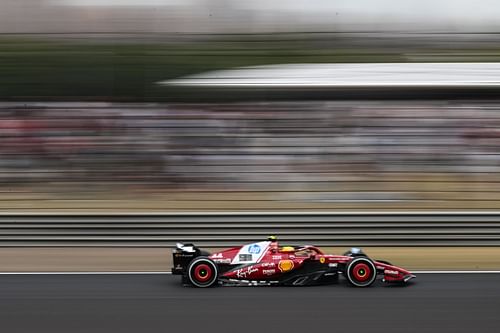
[0,212,499,247]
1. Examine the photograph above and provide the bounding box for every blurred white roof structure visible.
[161,63,500,89]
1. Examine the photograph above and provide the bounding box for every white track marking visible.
[3,210,500,215]
[0,270,499,275]
[0,272,171,275]
[412,270,500,274]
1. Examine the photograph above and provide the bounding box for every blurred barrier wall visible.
[1,212,500,247]
[3,102,500,211]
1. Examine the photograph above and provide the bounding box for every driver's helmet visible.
[267,235,277,242]
[268,235,279,252]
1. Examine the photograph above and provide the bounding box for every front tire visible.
[345,257,377,287]
[187,257,218,288]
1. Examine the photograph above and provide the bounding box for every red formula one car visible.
[171,236,415,287]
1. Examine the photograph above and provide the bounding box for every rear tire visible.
[187,257,218,288]
[345,257,377,287]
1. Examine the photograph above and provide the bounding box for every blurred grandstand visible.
[2,101,500,211]
[2,0,500,211]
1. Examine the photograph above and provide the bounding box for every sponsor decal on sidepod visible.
[236,266,259,278]
[278,260,294,272]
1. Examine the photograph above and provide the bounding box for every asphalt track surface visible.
[0,274,499,333]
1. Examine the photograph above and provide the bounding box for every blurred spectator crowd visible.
[1,101,500,208]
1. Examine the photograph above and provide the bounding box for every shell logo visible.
[278,260,294,272]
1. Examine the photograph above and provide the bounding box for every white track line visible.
[0,271,499,275]
[0,272,171,275]
[2,210,500,215]
[412,270,500,274]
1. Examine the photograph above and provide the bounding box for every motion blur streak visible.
[2,102,500,211]
[3,3,500,214]
[4,0,500,33]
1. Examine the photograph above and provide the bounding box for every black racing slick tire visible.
[345,257,377,287]
[187,257,218,288]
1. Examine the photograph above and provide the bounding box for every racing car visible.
[171,236,415,287]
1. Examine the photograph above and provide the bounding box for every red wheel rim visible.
[194,264,213,282]
[352,263,371,282]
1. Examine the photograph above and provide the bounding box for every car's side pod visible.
[171,243,210,275]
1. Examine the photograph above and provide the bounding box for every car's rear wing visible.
[171,243,210,275]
